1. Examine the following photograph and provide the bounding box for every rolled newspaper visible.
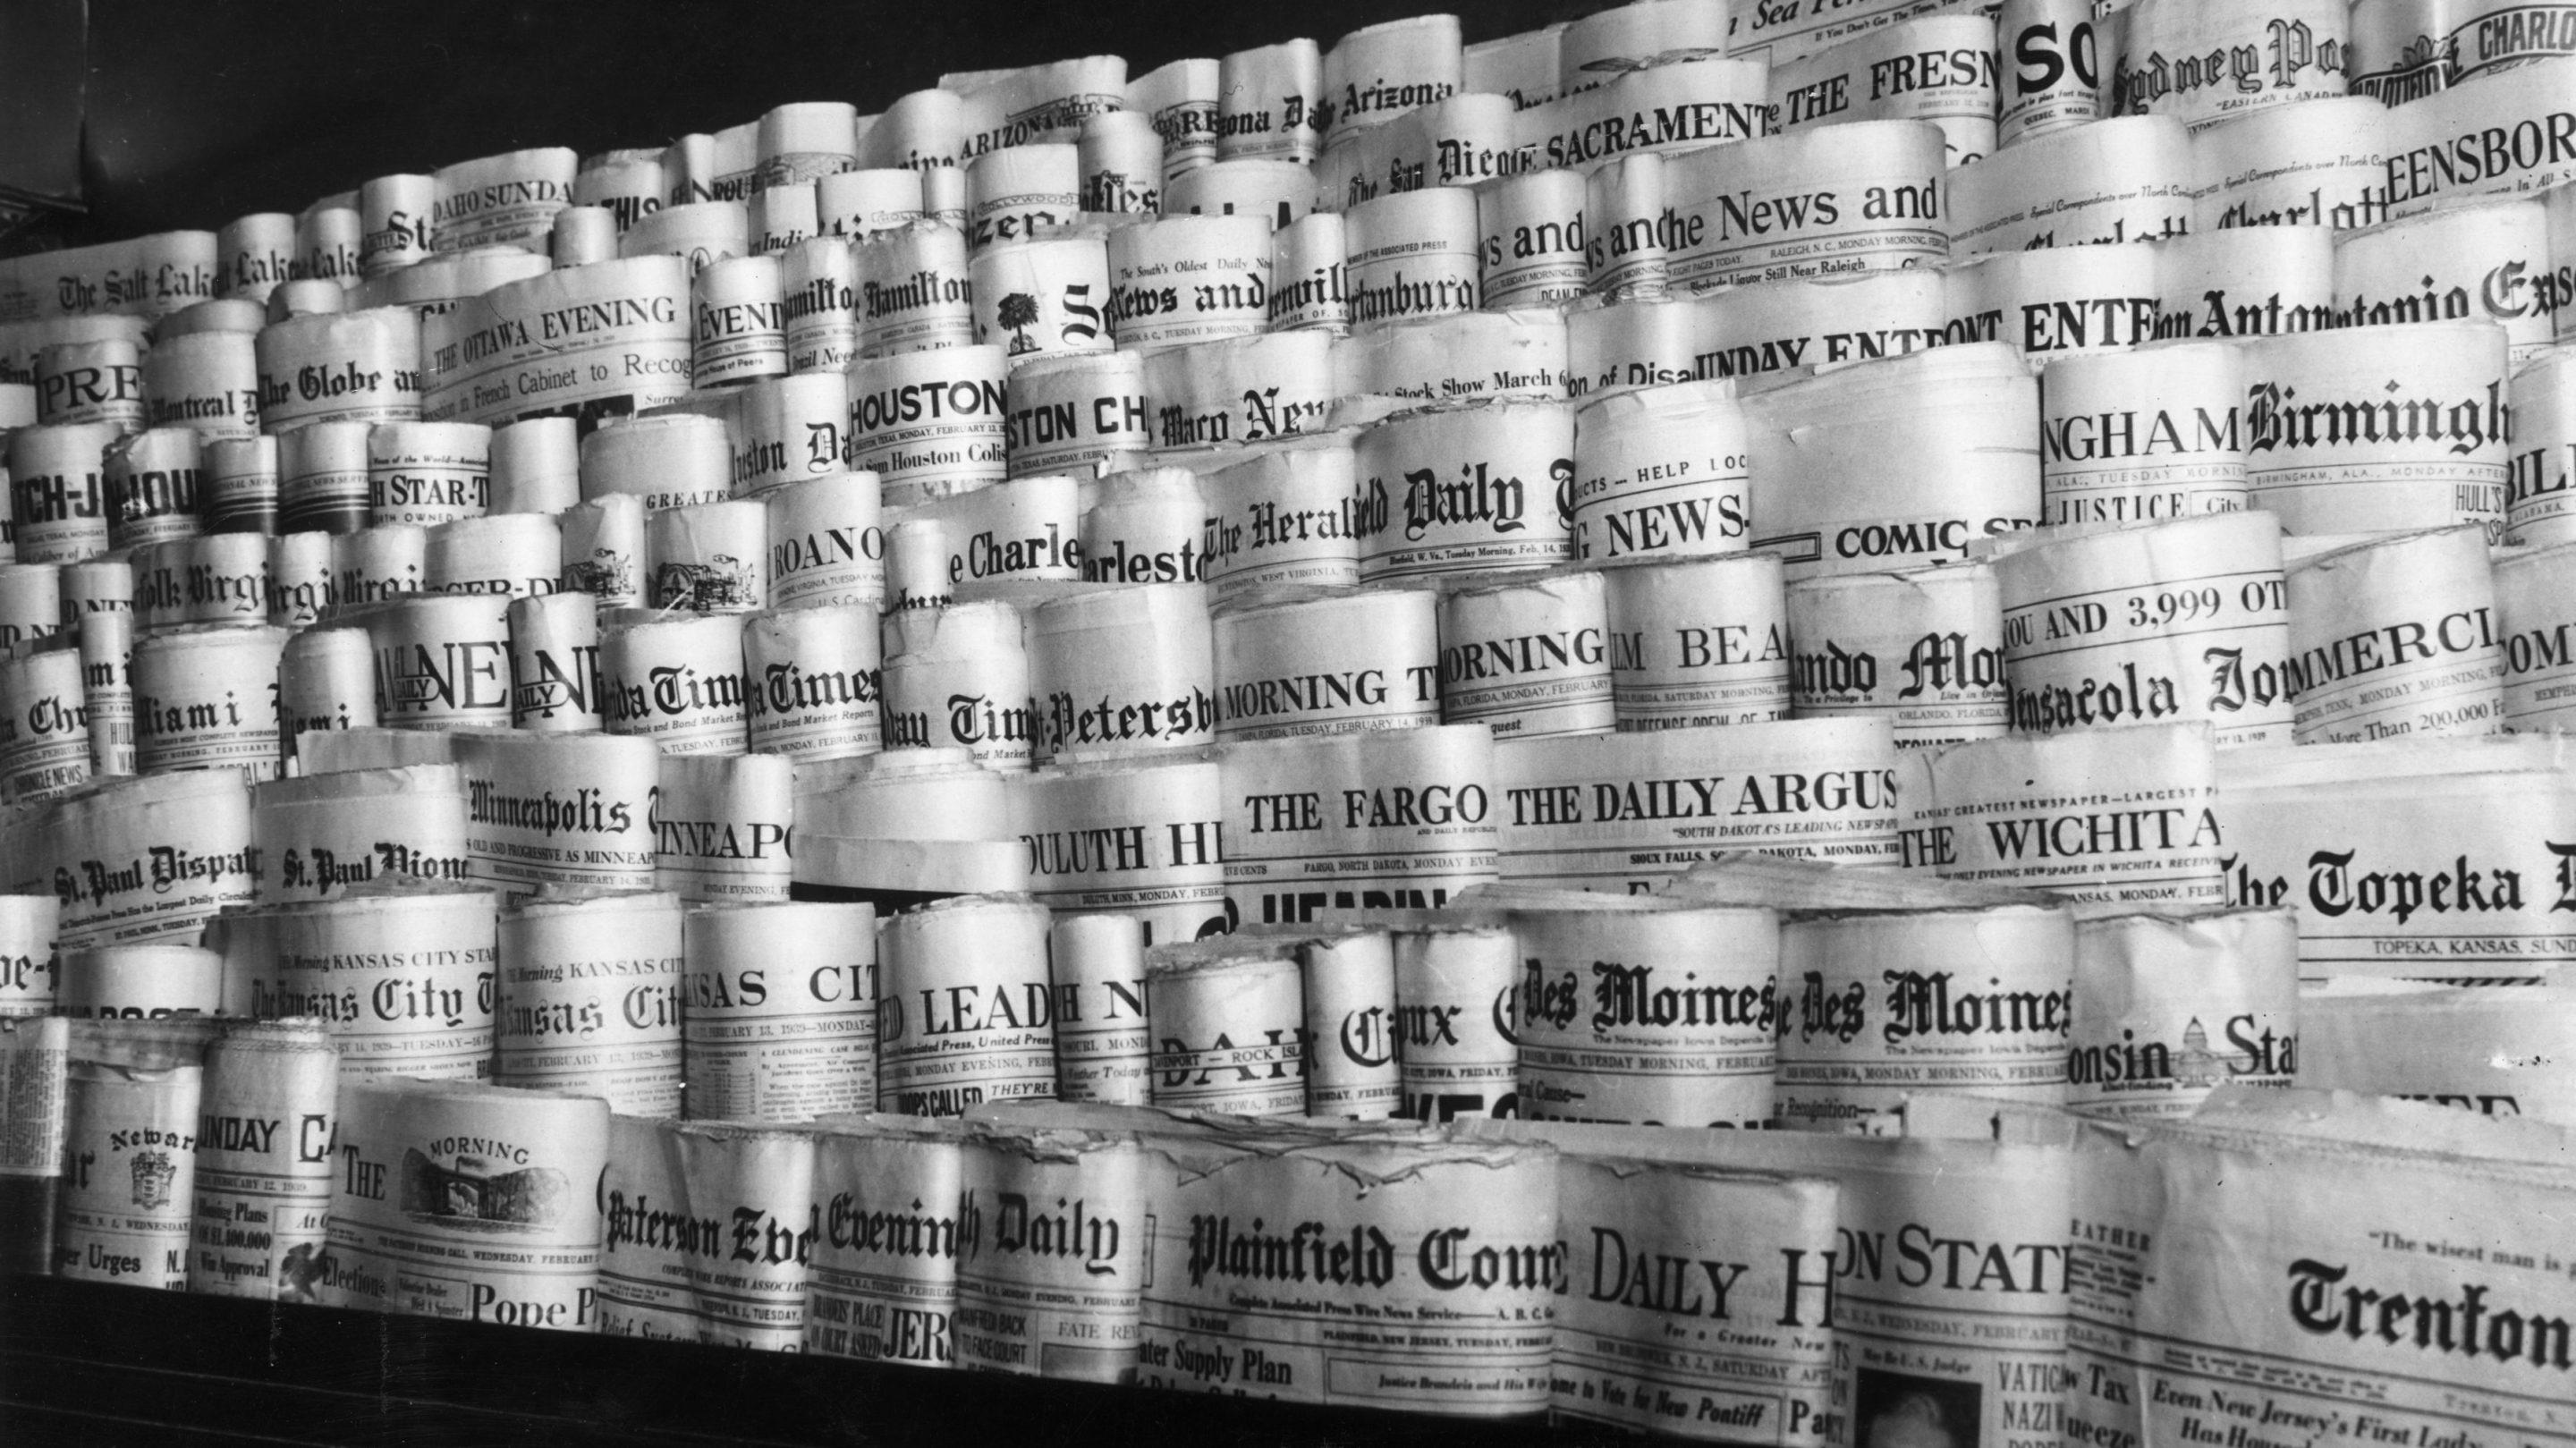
[247,883,499,1080]
[1570,379,1751,565]
[36,337,147,433]
[450,730,661,894]
[2191,94,2393,230]
[1217,40,1325,165]
[600,611,750,755]
[953,1124,1147,1382]
[504,591,600,732]
[1514,899,1777,1127]
[203,434,279,534]
[667,1121,819,1350]
[421,256,694,432]
[1334,309,1570,404]
[1010,755,1226,944]
[1026,582,1216,763]
[275,626,376,768]
[1786,564,2009,748]
[363,592,513,730]
[321,1075,607,1330]
[1438,568,1615,740]
[692,253,788,385]
[652,752,792,903]
[2285,525,2503,742]
[139,331,260,442]
[254,308,423,432]
[1995,512,2296,746]
[1199,444,1362,602]
[1897,721,2227,904]
[595,1114,693,1339]
[1353,400,1574,583]
[1603,552,1790,731]
[844,343,1009,502]
[1665,120,1948,289]
[249,762,471,903]
[1004,351,1148,477]
[0,897,60,1018]
[0,1016,68,1268]
[0,647,93,806]
[423,512,558,597]
[1140,330,1332,453]
[57,1020,210,1289]
[1344,189,1480,331]
[2038,339,2249,526]
[496,888,683,1114]
[880,598,1034,769]
[1211,587,1440,740]
[1079,467,1207,583]
[2106,0,2351,130]
[131,623,289,780]
[2506,346,2576,546]
[1391,921,1518,1121]
[1145,940,1307,1115]
[189,1019,338,1300]
[741,605,882,759]
[1220,724,1501,925]
[648,500,768,614]
[804,1114,967,1363]
[1048,915,1149,1106]
[1949,114,2195,252]
[581,411,731,511]
[876,893,1058,1115]
[55,944,224,1019]
[559,495,646,607]
[2068,906,2299,1119]
[970,231,1114,369]
[682,901,877,1122]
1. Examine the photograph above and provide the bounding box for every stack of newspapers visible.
[3,0,2576,1439]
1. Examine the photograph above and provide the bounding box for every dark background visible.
[55,0,1604,244]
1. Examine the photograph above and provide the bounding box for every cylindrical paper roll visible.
[1585,151,1667,301]
[1198,445,1360,602]
[1513,902,1777,1128]
[1048,915,1149,1105]
[103,427,202,551]
[248,885,498,1080]
[965,144,1080,252]
[880,600,1030,770]
[2039,340,2247,526]
[743,605,882,760]
[2106,0,2350,130]
[749,184,818,255]
[648,500,769,614]
[852,221,977,357]
[267,531,335,626]
[580,412,732,511]
[2244,321,2511,538]
[35,339,145,433]
[950,1126,1145,1382]
[275,625,377,768]
[204,435,279,535]
[368,420,490,529]
[139,332,260,442]
[425,512,558,597]
[1078,110,1163,215]
[764,470,884,610]
[1026,582,1216,763]
[1476,170,1588,309]
[57,1022,203,1289]
[189,1020,338,1299]
[1344,189,1479,331]
[276,420,372,536]
[502,591,601,732]
[818,170,923,239]
[1786,564,2008,748]
[496,890,682,1113]
[488,416,579,516]
[0,563,61,647]
[0,897,61,1017]
[248,762,472,904]
[876,893,1057,1114]
[1949,114,2195,252]
[1214,588,1438,741]
[653,752,792,903]
[1104,214,1273,351]
[2193,95,2392,230]
[2498,541,2576,732]
[693,254,789,386]
[845,344,1009,501]
[56,945,224,1019]
[1299,927,1399,1119]
[1996,0,2105,148]
[323,1076,606,1328]
[782,237,860,374]
[0,648,93,806]
[1131,56,1219,184]
[253,309,422,431]
[2286,525,2503,742]
[1077,468,1204,585]
[1392,923,1517,1121]
[1269,212,1347,334]
[1570,379,1750,565]
[358,174,436,279]
[601,612,750,755]
[683,901,877,1122]
[1665,121,1947,287]
[220,213,297,301]
[575,149,666,232]
[620,199,750,277]
[1354,401,1574,582]
[665,1122,818,1349]
[558,495,647,607]
[732,370,854,495]
[547,206,619,267]
[1775,904,2072,1131]
[1997,512,2295,746]
[1146,942,1306,1115]
[9,423,117,563]
[361,592,513,729]
[1139,331,1332,455]
[1743,344,2042,580]
[803,1116,966,1362]
[1566,295,1697,402]
[970,233,1114,368]
[331,518,423,611]
[1438,570,1615,740]
[1217,39,1323,165]
[2067,908,2299,1119]
[1896,721,2224,904]
[2335,196,2554,362]
[1004,351,1148,478]
[1603,552,1789,732]
[1009,754,1227,944]
[131,624,289,780]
